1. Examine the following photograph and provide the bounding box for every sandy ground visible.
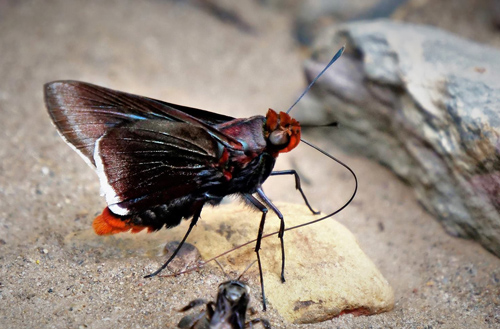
[0,0,499,328]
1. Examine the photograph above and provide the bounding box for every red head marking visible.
[264,109,301,154]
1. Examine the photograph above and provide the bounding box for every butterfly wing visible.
[44,80,240,167]
[45,81,246,234]
[95,119,227,217]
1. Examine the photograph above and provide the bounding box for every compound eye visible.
[269,130,289,146]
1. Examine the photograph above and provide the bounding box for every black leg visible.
[178,299,207,312]
[256,188,286,284]
[144,204,203,278]
[177,310,207,329]
[270,170,320,214]
[206,301,215,319]
[244,194,269,311]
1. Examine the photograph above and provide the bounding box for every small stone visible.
[161,241,201,273]
[165,203,394,324]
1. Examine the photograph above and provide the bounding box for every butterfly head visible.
[264,109,301,153]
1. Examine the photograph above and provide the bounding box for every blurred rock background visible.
[0,0,499,328]
[297,0,500,259]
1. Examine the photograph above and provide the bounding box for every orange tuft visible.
[264,109,301,154]
[93,207,152,235]
[278,111,291,126]
[278,112,301,153]
[279,129,301,153]
[265,109,279,131]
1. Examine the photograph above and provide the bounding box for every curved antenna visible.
[284,138,358,230]
[214,259,230,280]
[237,260,257,281]
[286,46,345,114]
[213,258,256,281]
[166,139,358,277]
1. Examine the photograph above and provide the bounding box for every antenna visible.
[286,46,345,114]
[237,260,257,281]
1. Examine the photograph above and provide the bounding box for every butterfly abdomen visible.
[93,196,209,235]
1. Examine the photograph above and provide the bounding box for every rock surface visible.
[293,0,412,45]
[300,19,500,258]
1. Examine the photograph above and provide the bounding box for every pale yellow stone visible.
[66,202,394,324]
[190,203,394,323]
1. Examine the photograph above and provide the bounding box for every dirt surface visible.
[0,0,499,328]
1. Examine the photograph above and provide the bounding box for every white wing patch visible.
[94,136,130,216]
[54,127,97,170]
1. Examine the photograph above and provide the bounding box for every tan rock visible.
[66,202,394,324]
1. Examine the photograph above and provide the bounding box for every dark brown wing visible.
[95,120,225,216]
[44,80,240,167]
